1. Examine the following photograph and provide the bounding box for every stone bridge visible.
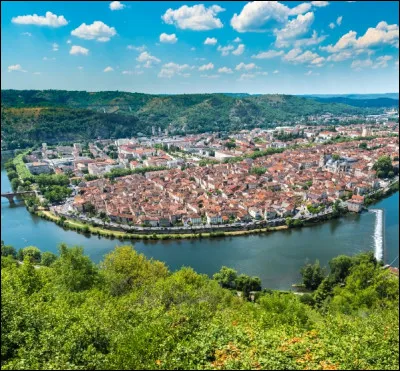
[1,191,37,205]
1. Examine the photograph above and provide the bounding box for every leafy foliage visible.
[1,245,398,370]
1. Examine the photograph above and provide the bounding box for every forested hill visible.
[1,89,370,149]
[310,96,399,108]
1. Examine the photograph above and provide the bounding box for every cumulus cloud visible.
[232,44,245,55]
[200,74,220,78]
[8,64,27,72]
[233,37,242,43]
[43,56,56,61]
[238,73,256,80]
[122,70,144,75]
[109,1,125,11]
[136,51,160,68]
[77,66,84,70]
[372,55,393,68]
[71,21,116,42]
[329,22,335,29]
[336,16,343,26]
[351,58,373,70]
[289,2,312,16]
[230,1,290,33]
[12,11,68,27]
[322,21,399,53]
[311,1,329,7]
[218,67,233,73]
[52,43,59,51]
[127,44,146,52]
[162,4,225,31]
[294,30,326,47]
[158,62,191,78]
[273,70,279,74]
[204,37,217,45]
[198,62,214,71]
[66,39,72,44]
[160,33,178,43]
[69,45,89,55]
[275,12,315,48]
[235,62,258,71]
[283,48,325,66]
[103,66,114,72]
[217,44,235,56]
[252,49,284,59]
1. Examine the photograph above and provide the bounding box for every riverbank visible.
[37,210,289,241]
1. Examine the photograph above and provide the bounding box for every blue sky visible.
[1,1,399,94]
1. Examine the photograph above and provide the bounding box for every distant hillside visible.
[1,89,371,149]
[303,93,399,100]
[309,96,399,108]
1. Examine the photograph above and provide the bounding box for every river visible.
[1,166,398,290]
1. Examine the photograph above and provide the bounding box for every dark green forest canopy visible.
[1,90,372,149]
[1,242,399,370]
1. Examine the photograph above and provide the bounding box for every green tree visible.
[1,241,17,258]
[40,251,58,266]
[372,155,394,178]
[300,260,326,290]
[213,266,238,289]
[52,243,98,292]
[17,246,42,263]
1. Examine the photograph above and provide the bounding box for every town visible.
[9,117,398,233]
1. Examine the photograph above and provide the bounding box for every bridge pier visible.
[2,194,15,205]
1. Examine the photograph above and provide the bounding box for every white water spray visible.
[370,209,384,262]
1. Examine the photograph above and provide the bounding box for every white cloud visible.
[273,70,279,73]
[122,70,144,75]
[160,33,178,43]
[283,48,324,65]
[201,74,220,79]
[33,72,41,75]
[322,21,399,53]
[191,47,196,51]
[204,37,217,45]
[235,62,258,71]
[66,39,71,44]
[233,37,242,43]
[311,1,329,7]
[336,16,343,26]
[21,32,32,36]
[71,21,116,42]
[136,51,161,68]
[289,3,312,16]
[275,12,315,48]
[238,73,256,80]
[8,64,27,72]
[218,67,233,73]
[52,43,59,51]
[372,55,393,69]
[43,56,56,61]
[78,66,84,70]
[252,49,284,59]
[232,43,245,55]
[351,58,373,70]
[162,4,225,31]
[329,22,335,29]
[69,45,89,56]
[198,62,214,71]
[217,44,235,56]
[294,30,326,47]
[109,1,125,11]
[230,1,290,33]
[104,66,114,72]
[305,70,320,75]
[326,50,353,62]
[158,62,191,78]
[127,44,146,52]
[12,11,68,27]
